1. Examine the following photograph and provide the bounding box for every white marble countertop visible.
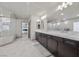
[35,30,79,41]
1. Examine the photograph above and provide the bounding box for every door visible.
[28,20,31,38]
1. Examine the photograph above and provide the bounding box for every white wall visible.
[0,6,28,37]
[10,19,22,37]
[0,6,21,37]
[30,16,48,40]
[0,18,22,37]
[15,19,22,37]
[30,16,37,40]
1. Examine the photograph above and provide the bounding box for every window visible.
[73,22,79,32]
[0,17,10,32]
[22,23,28,33]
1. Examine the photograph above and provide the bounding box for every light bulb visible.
[62,2,66,7]
[67,2,73,6]
[57,5,63,11]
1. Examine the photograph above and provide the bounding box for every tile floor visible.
[0,36,54,57]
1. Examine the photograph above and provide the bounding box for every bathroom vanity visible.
[35,30,79,57]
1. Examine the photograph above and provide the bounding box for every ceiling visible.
[0,2,61,18]
[0,2,79,21]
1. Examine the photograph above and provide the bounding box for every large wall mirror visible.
[73,22,79,32]
[47,18,79,33]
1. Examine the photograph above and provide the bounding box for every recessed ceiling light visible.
[67,2,73,6]
[56,5,63,11]
[58,5,61,10]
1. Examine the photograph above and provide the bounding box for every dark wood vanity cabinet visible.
[35,32,47,48]
[35,32,40,42]
[47,36,58,55]
[35,32,39,41]
[35,32,79,57]
[40,33,47,48]
[58,38,77,57]
[77,48,79,56]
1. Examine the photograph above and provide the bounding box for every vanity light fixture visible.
[56,5,63,11]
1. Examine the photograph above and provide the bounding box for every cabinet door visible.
[35,32,39,41]
[47,36,58,54]
[41,34,47,47]
[38,33,42,43]
[36,33,47,47]
[77,48,79,56]
[41,37,47,47]
[58,38,77,57]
